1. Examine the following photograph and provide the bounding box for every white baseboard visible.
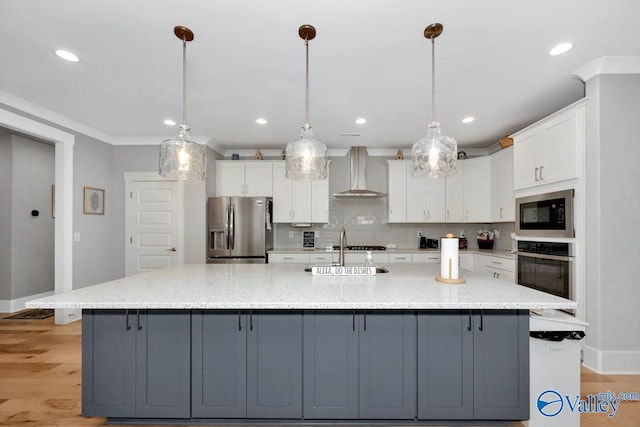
[0,291,54,313]
[583,345,640,374]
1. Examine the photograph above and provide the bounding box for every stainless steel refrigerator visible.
[207,197,273,263]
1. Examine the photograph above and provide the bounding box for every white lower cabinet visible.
[412,253,440,263]
[387,253,413,263]
[268,253,310,264]
[474,254,515,283]
[344,253,389,265]
[459,253,474,271]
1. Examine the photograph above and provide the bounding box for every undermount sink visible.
[304,265,389,274]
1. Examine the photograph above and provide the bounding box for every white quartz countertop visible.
[27,263,575,310]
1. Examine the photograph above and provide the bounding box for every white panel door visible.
[126,180,183,276]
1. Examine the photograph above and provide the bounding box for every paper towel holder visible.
[436,233,466,284]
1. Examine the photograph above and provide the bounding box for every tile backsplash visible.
[274,197,515,252]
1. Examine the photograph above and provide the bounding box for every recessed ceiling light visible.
[163,119,176,126]
[256,118,267,125]
[549,42,573,56]
[355,117,367,125]
[462,116,475,124]
[55,49,79,62]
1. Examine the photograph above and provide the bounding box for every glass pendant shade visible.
[285,24,327,181]
[412,22,457,179]
[285,124,327,180]
[412,121,457,178]
[159,125,206,180]
[159,25,206,181]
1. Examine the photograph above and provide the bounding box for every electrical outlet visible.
[417,231,423,238]
[288,230,294,238]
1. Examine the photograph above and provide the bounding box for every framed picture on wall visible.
[83,186,105,215]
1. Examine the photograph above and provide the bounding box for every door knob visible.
[167,247,177,252]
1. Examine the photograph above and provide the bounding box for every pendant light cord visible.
[431,36,436,123]
[182,36,188,127]
[304,38,310,126]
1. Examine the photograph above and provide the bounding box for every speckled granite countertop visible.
[27,263,574,310]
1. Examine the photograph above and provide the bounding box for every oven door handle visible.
[518,252,573,262]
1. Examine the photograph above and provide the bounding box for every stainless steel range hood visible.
[333,147,385,198]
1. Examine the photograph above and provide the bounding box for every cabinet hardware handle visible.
[249,311,253,331]
[136,310,142,331]
[283,257,293,260]
[446,210,450,220]
[497,273,501,279]
[540,166,544,180]
[125,309,131,331]
[238,311,242,331]
[500,207,503,218]
[352,311,356,332]
[363,311,367,332]
[478,310,484,332]
[535,167,539,181]
[467,311,472,331]
[167,247,177,252]
[492,261,501,264]
[427,210,430,220]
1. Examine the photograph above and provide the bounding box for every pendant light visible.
[159,26,207,181]
[412,23,457,178]
[285,25,328,181]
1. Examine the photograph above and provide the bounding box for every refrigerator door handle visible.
[230,203,235,250]
[224,204,230,250]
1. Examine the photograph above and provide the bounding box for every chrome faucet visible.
[338,226,347,266]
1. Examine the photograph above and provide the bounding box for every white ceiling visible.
[1,0,638,153]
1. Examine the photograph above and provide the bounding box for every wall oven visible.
[517,241,574,304]
[515,189,574,238]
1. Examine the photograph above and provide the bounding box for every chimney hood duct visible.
[333,147,385,198]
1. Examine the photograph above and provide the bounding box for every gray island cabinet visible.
[28,263,576,425]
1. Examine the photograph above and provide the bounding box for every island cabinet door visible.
[473,310,529,420]
[246,311,303,418]
[82,309,136,417]
[303,311,359,419]
[417,310,473,420]
[358,311,417,419]
[191,311,247,418]
[135,310,191,418]
[82,309,191,419]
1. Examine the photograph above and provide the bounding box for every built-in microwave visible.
[515,189,574,238]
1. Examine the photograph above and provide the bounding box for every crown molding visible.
[573,56,640,82]
[0,89,112,143]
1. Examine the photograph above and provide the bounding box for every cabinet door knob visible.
[167,247,177,252]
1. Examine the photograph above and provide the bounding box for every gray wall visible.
[0,134,55,300]
[585,73,640,369]
[73,135,118,289]
[0,135,13,300]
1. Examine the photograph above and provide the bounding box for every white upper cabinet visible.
[462,156,492,223]
[388,161,446,223]
[272,162,329,223]
[513,104,582,190]
[491,147,515,222]
[406,164,446,223]
[387,161,407,223]
[445,161,464,223]
[216,161,273,197]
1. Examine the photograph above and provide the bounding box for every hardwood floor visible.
[1,315,638,426]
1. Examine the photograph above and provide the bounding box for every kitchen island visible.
[28,263,576,425]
